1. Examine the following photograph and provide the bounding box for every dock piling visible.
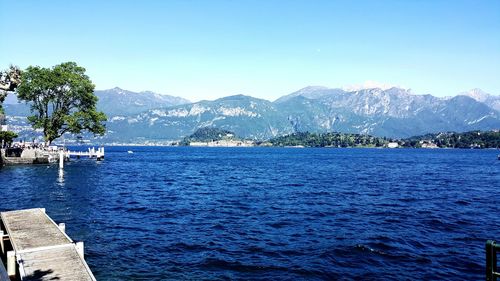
[0,231,4,254]
[0,231,3,249]
[68,147,104,161]
[58,223,66,233]
[59,150,64,169]
[76,242,84,258]
[6,251,15,277]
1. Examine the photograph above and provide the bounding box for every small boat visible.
[127,150,133,154]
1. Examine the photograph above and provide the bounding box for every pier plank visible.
[0,208,96,280]
[1,209,71,251]
[19,245,94,281]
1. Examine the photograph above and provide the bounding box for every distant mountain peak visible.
[342,81,404,92]
[295,86,330,93]
[94,87,190,116]
[461,88,490,101]
[461,88,500,112]
[224,94,251,98]
[101,87,132,95]
[470,88,485,93]
[216,94,267,103]
[274,86,345,103]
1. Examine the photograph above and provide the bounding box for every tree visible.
[17,62,106,144]
[0,131,18,147]
[0,65,22,114]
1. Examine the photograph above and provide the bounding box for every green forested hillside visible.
[402,130,500,148]
[268,130,500,148]
[269,132,389,147]
[180,127,238,145]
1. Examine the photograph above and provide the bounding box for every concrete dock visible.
[0,208,96,280]
[1,146,104,167]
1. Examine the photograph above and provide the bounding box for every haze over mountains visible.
[4,86,500,143]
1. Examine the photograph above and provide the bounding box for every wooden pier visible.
[0,208,96,281]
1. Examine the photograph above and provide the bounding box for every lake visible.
[1,147,499,280]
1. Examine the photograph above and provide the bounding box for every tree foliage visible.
[403,130,500,148]
[0,65,22,114]
[269,132,389,147]
[269,130,500,148]
[180,127,238,145]
[16,62,106,144]
[0,131,18,146]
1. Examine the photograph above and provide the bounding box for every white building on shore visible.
[387,142,399,148]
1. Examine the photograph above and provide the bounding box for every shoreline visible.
[54,143,500,150]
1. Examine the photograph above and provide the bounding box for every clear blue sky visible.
[1,0,499,101]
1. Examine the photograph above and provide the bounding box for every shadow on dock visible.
[23,269,56,281]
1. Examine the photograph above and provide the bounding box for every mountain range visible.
[3,86,500,143]
[3,87,190,116]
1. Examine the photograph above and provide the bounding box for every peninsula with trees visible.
[179,127,500,149]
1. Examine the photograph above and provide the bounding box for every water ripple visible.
[1,147,499,280]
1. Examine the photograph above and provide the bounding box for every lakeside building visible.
[387,142,399,148]
[420,141,439,149]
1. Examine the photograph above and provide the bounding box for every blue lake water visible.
[1,147,499,280]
